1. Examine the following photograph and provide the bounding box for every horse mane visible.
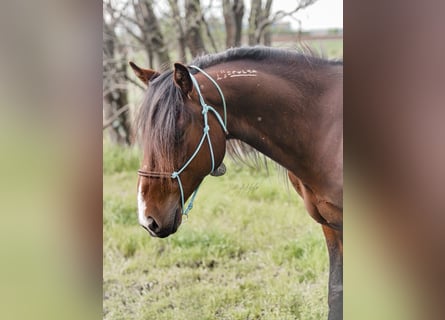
[136,46,341,175]
[191,45,342,70]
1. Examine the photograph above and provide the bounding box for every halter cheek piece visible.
[137,65,228,216]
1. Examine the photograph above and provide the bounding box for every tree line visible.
[103,0,317,145]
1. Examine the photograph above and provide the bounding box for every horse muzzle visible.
[141,207,182,238]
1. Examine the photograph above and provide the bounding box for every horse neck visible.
[196,59,342,180]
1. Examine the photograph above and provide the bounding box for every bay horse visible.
[131,47,342,320]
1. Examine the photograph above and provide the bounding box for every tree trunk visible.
[202,14,219,52]
[248,0,262,45]
[137,0,171,68]
[233,0,245,47]
[185,0,206,56]
[103,87,131,145]
[223,0,235,48]
[103,18,132,146]
[263,29,271,46]
[223,0,244,48]
[262,0,273,45]
[169,0,187,61]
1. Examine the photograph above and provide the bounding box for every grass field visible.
[272,38,343,59]
[103,143,328,320]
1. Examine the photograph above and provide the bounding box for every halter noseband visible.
[137,65,228,216]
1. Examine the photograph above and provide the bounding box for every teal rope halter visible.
[137,65,228,216]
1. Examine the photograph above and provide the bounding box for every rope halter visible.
[137,65,228,216]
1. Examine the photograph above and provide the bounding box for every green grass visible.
[272,39,343,60]
[103,143,141,175]
[304,39,343,59]
[103,143,328,319]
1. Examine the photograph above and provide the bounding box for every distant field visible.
[304,39,343,59]
[272,38,343,60]
[103,143,328,319]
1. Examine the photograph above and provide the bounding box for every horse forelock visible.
[136,70,185,178]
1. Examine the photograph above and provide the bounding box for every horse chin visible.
[156,207,182,238]
[169,207,183,236]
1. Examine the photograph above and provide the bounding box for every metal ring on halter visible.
[137,66,227,216]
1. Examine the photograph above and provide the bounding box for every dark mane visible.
[136,46,342,174]
[191,46,342,70]
[136,70,185,177]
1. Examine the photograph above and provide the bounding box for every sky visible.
[161,0,343,32]
[272,0,343,31]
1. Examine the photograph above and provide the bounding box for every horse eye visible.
[175,130,183,143]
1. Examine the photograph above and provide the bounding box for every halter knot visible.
[171,172,179,179]
[203,125,210,133]
[202,104,210,114]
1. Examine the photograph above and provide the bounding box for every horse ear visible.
[129,61,160,85]
[173,63,193,95]
[210,162,226,177]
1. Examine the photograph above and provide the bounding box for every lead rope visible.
[170,66,228,216]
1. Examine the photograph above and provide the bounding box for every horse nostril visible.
[147,217,159,232]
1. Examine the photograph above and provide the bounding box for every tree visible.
[248,0,318,45]
[168,0,187,60]
[102,0,320,145]
[103,0,172,145]
[132,0,171,69]
[103,3,132,145]
[185,0,207,56]
[223,0,245,48]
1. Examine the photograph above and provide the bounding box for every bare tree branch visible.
[124,73,146,91]
[249,0,318,45]
[104,0,132,28]
[202,14,219,52]
[261,0,317,33]
[120,19,146,44]
[103,104,130,130]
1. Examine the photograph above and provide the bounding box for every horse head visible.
[131,62,227,237]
